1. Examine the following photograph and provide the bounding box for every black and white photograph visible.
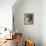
[24,13,34,25]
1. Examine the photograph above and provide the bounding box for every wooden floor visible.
[0,39,16,46]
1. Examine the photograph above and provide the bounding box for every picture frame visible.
[24,13,34,25]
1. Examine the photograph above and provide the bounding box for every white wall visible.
[41,0,46,46]
[0,0,16,29]
[13,0,41,46]
[13,0,46,46]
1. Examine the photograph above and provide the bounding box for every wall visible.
[13,0,41,46]
[0,0,17,39]
[41,0,46,46]
[0,0,16,29]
